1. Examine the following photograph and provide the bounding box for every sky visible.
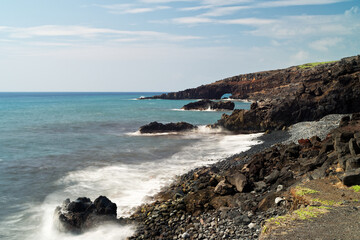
[0,0,359,92]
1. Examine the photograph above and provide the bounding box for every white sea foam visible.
[126,130,183,136]
[18,131,262,240]
[127,125,230,137]
[171,107,230,112]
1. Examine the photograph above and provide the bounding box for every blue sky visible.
[0,0,359,91]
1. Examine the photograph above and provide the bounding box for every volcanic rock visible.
[181,99,235,111]
[139,121,196,133]
[55,196,118,233]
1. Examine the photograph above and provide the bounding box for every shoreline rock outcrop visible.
[181,99,235,111]
[139,121,197,134]
[54,196,118,233]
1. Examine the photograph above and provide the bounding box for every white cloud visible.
[140,0,193,3]
[309,37,343,51]
[96,4,170,14]
[292,50,309,62]
[172,17,213,24]
[201,6,250,17]
[250,12,360,39]
[172,16,276,25]
[219,18,276,25]
[179,5,213,11]
[345,6,359,16]
[200,0,253,6]
[257,0,349,8]
[0,25,202,43]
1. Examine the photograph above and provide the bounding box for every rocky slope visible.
[127,114,360,239]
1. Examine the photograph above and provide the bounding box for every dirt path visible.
[260,178,360,240]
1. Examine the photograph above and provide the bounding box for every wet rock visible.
[139,121,196,133]
[94,196,117,215]
[182,99,235,111]
[55,196,118,233]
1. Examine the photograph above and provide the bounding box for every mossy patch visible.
[351,185,360,192]
[312,198,342,206]
[298,61,337,69]
[262,206,331,236]
[294,206,330,220]
[295,187,319,196]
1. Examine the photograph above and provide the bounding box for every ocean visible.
[0,92,262,240]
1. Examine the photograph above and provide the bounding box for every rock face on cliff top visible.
[150,55,359,101]
[181,99,235,111]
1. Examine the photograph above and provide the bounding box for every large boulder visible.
[343,169,360,186]
[55,196,118,233]
[182,100,235,111]
[226,173,248,193]
[139,121,196,134]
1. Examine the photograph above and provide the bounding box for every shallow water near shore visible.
[0,92,262,240]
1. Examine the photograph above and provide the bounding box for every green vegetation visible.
[298,61,337,69]
[295,187,319,196]
[262,206,330,234]
[312,198,341,206]
[293,206,330,220]
[351,185,360,192]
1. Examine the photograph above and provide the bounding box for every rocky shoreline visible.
[53,55,360,239]
[126,113,360,239]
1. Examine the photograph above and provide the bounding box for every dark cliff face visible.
[217,55,360,132]
[150,55,359,102]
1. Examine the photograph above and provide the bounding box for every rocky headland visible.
[150,55,360,133]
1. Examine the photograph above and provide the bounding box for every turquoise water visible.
[0,92,256,240]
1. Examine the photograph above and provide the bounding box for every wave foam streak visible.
[26,131,262,240]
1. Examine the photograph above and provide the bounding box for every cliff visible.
[149,56,357,101]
